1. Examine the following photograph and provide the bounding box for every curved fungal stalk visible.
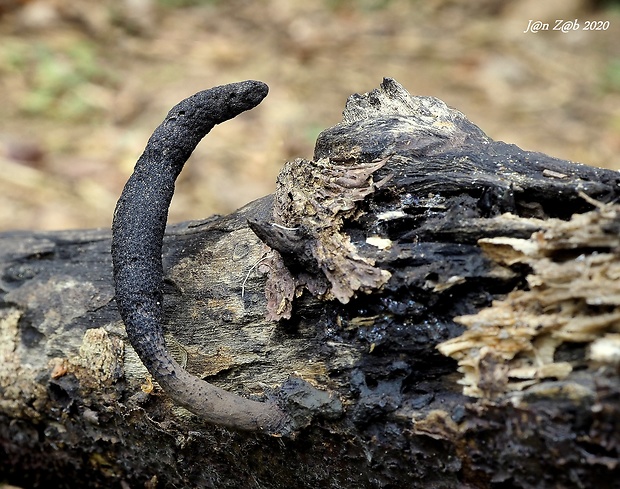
[111,81,289,434]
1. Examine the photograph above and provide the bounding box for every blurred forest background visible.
[0,0,619,231]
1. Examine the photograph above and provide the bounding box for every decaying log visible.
[1,78,620,488]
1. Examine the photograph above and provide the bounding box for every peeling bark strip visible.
[110,81,293,433]
[249,157,393,319]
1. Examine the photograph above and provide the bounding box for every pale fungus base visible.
[438,201,620,398]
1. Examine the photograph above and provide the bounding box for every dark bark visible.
[1,78,619,488]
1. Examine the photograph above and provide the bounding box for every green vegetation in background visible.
[156,0,222,8]
[603,58,620,93]
[0,39,112,120]
[155,0,393,10]
[324,0,394,10]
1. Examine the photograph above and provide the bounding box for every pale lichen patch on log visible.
[411,409,460,441]
[0,307,47,419]
[69,328,124,387]
[438,205,620,398]
[589,333,620,365]
[366,236,393,250]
